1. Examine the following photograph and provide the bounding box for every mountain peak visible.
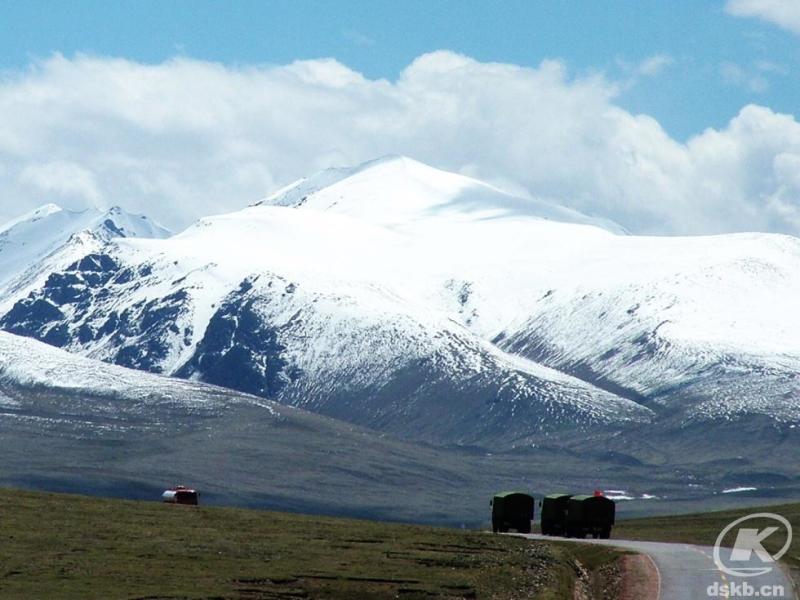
[257,156,624,233]
[94,205,171,240]
[0,203,63,236]
[1,204,171,242]
[351,153,410,168]
[256,155,421,209]
[32,203,64,217]
[0,203,172,305]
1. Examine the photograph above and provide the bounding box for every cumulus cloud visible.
[726,0,800,35]
[0,51,799,237]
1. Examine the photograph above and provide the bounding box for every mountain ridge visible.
[0,157,798,449]
[257,155,628,234]
[2,329,797,522]
[0,203,171,313]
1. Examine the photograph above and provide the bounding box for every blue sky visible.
[0,1,798,235]
[1,0,797,141]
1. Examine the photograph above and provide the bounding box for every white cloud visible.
[19,160,102,204]
[726,0,800,35]
[721,61,770,93]
[637,54,675,76]
[0,51,798,237]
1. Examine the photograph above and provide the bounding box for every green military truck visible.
[490,491,534,534]
[539,493,572,536]
[564,494,615,539]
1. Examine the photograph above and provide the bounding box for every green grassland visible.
[0,488,622,599]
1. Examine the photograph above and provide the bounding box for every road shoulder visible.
[619,553,660,600]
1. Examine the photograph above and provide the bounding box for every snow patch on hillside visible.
[0,330,273,412]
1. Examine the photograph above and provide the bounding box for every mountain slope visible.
[3,331,797,524]
[0,204,171,313]
[258,157,800,426]
[0,330,687,523]
[1,157,799,446]
[494,232,800,424]
[0,214,652,444]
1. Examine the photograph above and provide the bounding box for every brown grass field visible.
[0,488,622,599]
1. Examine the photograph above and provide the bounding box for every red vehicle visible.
[162,486,199,505]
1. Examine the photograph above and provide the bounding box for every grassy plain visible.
[0,487,622,599]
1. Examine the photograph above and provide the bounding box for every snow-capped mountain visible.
[257,155,627,234]
[497,232,800,425]
[0,240,651,444]
[0,204,171,313]
[7,329,775,522]
[2,156,798,447]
